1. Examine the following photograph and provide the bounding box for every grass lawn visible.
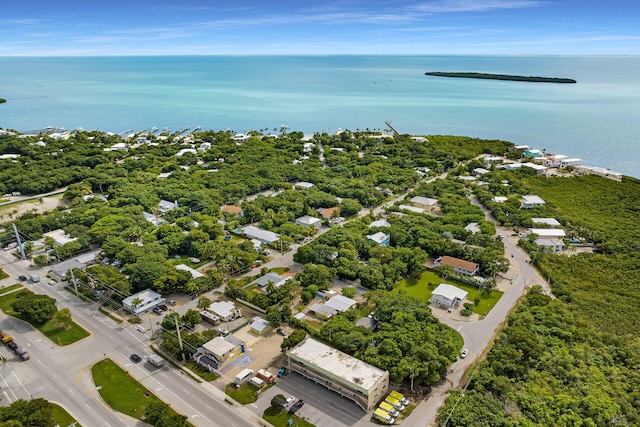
[0,288,89,345]
[0,283,24,295]
[263,406,315,427]
[304,319,324,331]
[0,268,9,280]
[225,382,258,404]
[184,360,218,381]
[395,271,503,316]
[92,358,186,421]
[269,267,290,274]
[50,402,77,426]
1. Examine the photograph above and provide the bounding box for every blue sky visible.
[2,0,639,55]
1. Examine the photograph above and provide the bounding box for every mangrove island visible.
[425,72,577,84]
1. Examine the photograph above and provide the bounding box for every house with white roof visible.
[464,222,481,234]
[399,204,427,214]
[42,229,77,246]
[175,264,205,279]
[207,301,241,322]
[369,220,391,228]
[521,195,545,209]
[528,228,566,238]
[309,295,357,320]
[242,226,280,245]
[123,289,165,315]
[250,317,271,335]
[367,232,390,246]
[535,238,564,253]
[410,196,438,211]
[158,199,179,214]
[431,284,468,308]
[295,215,322,229]
[193,335,246,372]
[532,218,561,227]
[294,181,315,190]
[492,196,508,203]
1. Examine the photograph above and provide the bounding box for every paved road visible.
[0,252,265,427]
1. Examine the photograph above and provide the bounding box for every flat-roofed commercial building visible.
[287,338,389,411]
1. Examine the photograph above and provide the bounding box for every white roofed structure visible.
[287,338,389,411]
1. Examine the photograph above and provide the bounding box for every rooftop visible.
[175,264,205,279]
[288,338,388,392]
[438,255,478,272]
[432,283,468,301]
[532,218,561,227]
[369,220,391,228]
[410,196,438,206]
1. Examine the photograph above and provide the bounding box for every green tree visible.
[297,263,334,290]
[281,330,306,352]
[342,287,356,298]
[181,309,202,328]
[266,306,282,328]
[197,296,212,309]
[11,291,57,324]
[0,398,56,427]
[53,307,72,324]
[33,254,50,266]
[271,394,287,409]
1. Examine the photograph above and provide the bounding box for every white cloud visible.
[412,0,544,13]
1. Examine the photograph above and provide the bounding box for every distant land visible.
[0,98,6,103]
[425,72,577,84]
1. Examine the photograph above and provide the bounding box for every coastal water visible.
[0,55,639,177]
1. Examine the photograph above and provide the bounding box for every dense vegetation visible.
[441,171,640,425]
[425,72,577,84]
[0,398,56,426]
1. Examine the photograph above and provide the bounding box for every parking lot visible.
[255,371,372,427]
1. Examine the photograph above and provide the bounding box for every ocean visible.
[0,55,639,177]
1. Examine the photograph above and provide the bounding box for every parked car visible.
[158,304,168,311]
[277,328,287,336]
[285,396,295,407]
[289,399,305,414]
[277,367,286,378]
[48,280,56,286]
[130,354,142,363]
[18,275,27,281]
[167,300,177,306]
[152,306,163,315]
[460,348,469,358]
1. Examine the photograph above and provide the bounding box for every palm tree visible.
[131,297,143,314]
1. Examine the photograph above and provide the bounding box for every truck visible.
[389,390,410,406]
[0,331,30,361]
[148,355,164,368]
[29,274,41,283]
[234,368,254,386]
[257,368,275,384]
[379,401,400,417]
[384,396,405,411]
[373,408,395,424]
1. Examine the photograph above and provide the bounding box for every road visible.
[0,252,265,427]
[400,196,552,427]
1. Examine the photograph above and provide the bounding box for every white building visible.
[464,222,481,234]
[399,204,427,214]
[528,228,566,238]
[535,238,564,253]
[294,215,322,229]
[242,226,280,245]
[287,338,389,411]
[294,181,315,190]
[123,289,165,315]
[492,196,508,203]
[369,220,391,228]
[410,196,438,210]
[367,232,390,246]
[42,229,77,246]
[532,218,561,227]
[522,163,548,175]
[207,301,240,322]
[158,199,179,214]
[522,195,545,209]
[175,264,205,279]
[431,284,468,308]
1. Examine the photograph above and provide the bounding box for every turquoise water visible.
[1,55,639,177]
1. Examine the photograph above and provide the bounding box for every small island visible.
[425,72,576,84]
[0,98,6,103]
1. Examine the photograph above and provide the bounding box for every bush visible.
[461,308,473,316]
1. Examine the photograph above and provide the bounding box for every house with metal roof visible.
[431,284,468,308]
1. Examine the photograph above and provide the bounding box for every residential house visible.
[207,301,241,322]
[431,284,468,308]
[319,207,341,219]
[242,226,280,245]
[521,195,545,209]
[295,215,322,229]
[175,264,205,279]
[367,232,390,246]
[435,256,479,276]
[158,199,179,214]
[220,205,244,217]
[293,181,315,190]
[369,220,391,228]
[535,238,564,253]
[410,196,438,211]
[250,272,290,293]
[532,218,561,227]
[309,295,357,320]
[42,229,77,246]
[464,222,481,234]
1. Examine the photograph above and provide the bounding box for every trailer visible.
[0,331,30,361]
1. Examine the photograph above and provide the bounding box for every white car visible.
[285,396,295,407]
[460,348,469,359]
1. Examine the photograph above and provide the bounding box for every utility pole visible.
[12,223,26,260]
[69,268,79,298]
[174,315,184,360]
